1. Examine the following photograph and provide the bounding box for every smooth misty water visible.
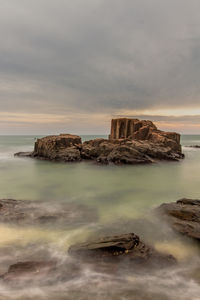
[0,135,200,299]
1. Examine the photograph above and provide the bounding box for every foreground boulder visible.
[157,198,200,240]
[15,118,184,164]
[69,233,176,268]
[0,199,97,227]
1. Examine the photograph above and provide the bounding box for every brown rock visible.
[68,233,176,268]
[157,198,200,240]
[109,118,157,140]
[33,134,82,161]
[1,261,56,282]
[106,144,152,164]
[109,118,182,153]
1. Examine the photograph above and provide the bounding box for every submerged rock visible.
[157,198,200,240]
[0,261,56,282]
[0,199,97,227]
[69,233,176,268]
[15,118,184,165]
[185,145,200,149]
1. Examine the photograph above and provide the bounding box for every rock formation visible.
[15,118,184,164]
[157,198,200,240]
[109,118,181,152]
[69,233,176,267]
[33,134,82,162]
[0,261,57,283]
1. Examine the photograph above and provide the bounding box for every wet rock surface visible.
[157,198,200,240]
[0,261,57,282]
[69,233,176,268]
[0,256,82,286]
[15,118,184,165]
[0,199,97,227]
[0,233,176,287]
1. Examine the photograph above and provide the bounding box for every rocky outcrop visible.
[15,118,184,164]
[81,138,183,164]
[33,134,82,162]
[0,199,97,227]
[110,118,156,140]
[109,118,181,153]
[69,233,176,267]
[157,198,200,240]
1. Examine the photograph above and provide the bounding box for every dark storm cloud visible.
[0,0,200,115]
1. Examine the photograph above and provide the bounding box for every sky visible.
[1,0,200,134]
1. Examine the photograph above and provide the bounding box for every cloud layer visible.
[1,0,200,133]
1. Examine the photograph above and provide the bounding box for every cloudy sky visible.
[1,0,200,134]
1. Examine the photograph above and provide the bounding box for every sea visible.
[0,134,200,300]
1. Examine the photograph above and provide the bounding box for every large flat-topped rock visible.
[34,134,81,152]
[33,134,82,161]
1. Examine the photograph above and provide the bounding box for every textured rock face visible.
[157,198,200,240]
[82,138,183,164]
[109,118,181,152]
[69,233,176,267]
[15,118,184,164]
[33,134,82,161]
[110,118,156,140]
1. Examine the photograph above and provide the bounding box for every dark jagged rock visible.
[15,118,184,165]
[157,198,200,240]
[0,199,97,227]
[14,151,33,158]
[68,233,176,268]
[82,138,183,164]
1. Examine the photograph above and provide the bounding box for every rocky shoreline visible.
[15,118,184,164]
[1,197,200,285]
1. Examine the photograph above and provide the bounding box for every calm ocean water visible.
[0,134,200,299]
